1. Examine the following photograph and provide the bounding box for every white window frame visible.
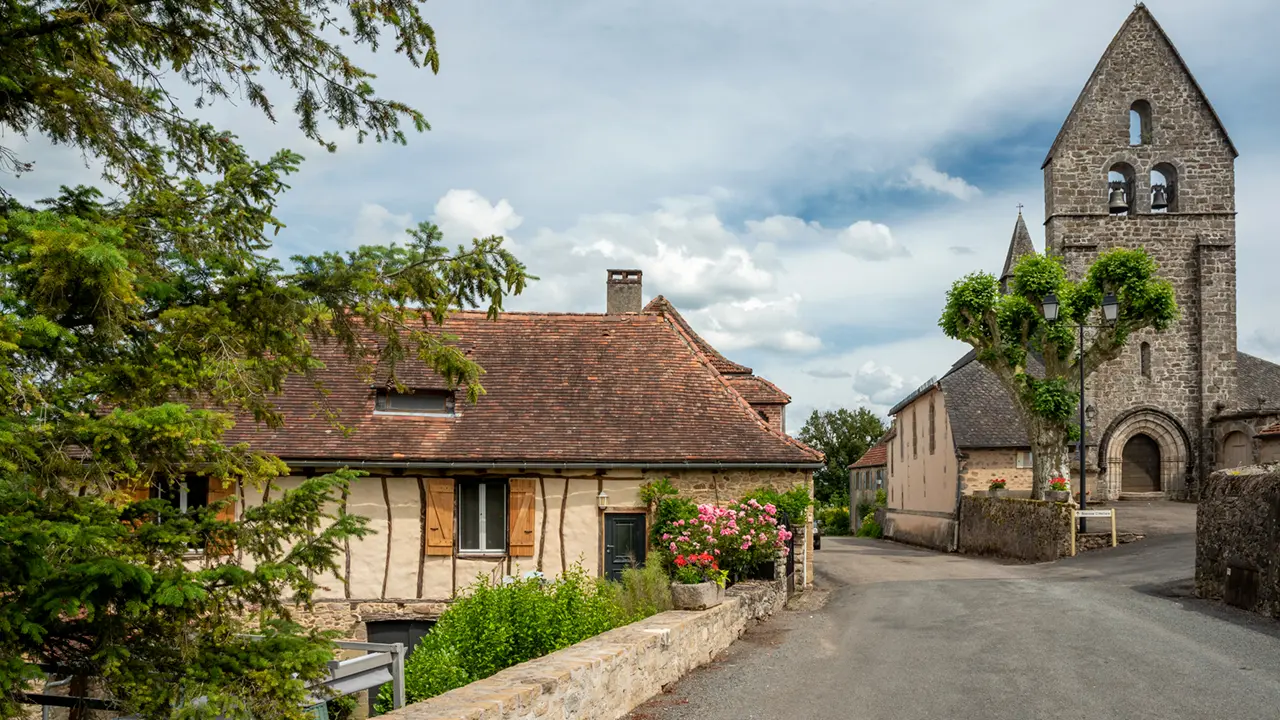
[1015,451,1033,469]
[457,480,507,555]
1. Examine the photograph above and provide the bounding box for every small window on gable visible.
[375,388,456,416]
[1141,342,1152,378]
[1130,100,1152,146]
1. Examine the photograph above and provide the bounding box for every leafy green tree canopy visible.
[0,0,439,193]
[939,249,1177,498]
[0,2,535,718]
[797,407,885,505]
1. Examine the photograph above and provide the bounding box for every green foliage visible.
[378,565,655,711]
[874,488,887,507]
[741,485,812,526]
[798,407,886,503]
[817,506,851,536]
[0,472,371,720]
[939,249,1178,496]
[0,0,441,195]
[603,563,673,620]
[325,694,358,720]
[854,511,883,539]
[641,477,699,547]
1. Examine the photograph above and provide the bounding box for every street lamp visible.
[1040,291,1118,532]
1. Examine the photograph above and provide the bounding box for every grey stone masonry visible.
[1042,5,1237,499]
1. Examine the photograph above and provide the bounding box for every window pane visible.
[458,483,480,551]
[484,481,506,552]
[380,390,451,413]
[187,476,209,510]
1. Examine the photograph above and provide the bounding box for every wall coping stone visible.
[380,581,785,720]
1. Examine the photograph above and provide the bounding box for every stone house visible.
[190,269,822,642]
[881,4,1280,550]
[1256,423,1280,465]
[848,437,887,510]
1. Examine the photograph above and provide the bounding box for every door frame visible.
[600,507,648,579]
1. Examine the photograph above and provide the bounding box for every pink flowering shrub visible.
[661,498,794,580]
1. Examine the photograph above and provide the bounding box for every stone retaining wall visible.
[957,496,1073,562]
[381,580,786,720]
[1196,466,1280,619]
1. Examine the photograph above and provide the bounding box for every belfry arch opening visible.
[1107,162,1136,215]
[1130,100,1152,145]
[1150,162,1178,212]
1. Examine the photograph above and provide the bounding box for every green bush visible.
[376,563,663,712]
[599,563,672,621]
[740,485,812,526]
[855,510,882,538]
[854,501,872,523]
[641,477,699,547]
[874,488,887,507]
[818,506,851,535]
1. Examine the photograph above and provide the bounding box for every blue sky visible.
[8,0,1280,425]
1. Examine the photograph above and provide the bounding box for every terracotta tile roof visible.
[1257,422,1280,438]
[724,374,791,405]
[643,295,753,375]
[849,439,888,469]
[221,310,822,466]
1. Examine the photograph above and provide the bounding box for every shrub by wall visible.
[957,496,1073,562]
[1196,466,1280,619]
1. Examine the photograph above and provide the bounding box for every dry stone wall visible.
[1195,466,1280,619]
[379,580,787,720]
[957,497,1074,562]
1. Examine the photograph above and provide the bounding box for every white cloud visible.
[432,189,523,244]
[903,159,982,201]
[836,221,911,260]
[351,203,413,247]
[687,295,822,354]
[851,361,912,405]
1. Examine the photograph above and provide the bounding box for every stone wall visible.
[1195,466,1280,619]
[379,580,787,720]
[957,497,1073,563]
[958,449,1034,495]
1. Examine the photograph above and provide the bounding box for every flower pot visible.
[987,488,1008,498]
[671,581,725,610]
[1045,490,1070,502]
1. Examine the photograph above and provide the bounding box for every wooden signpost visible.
[1069,508,1117,557]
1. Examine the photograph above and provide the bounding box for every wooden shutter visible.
[425,479,455,556]
[206,479,238,556]
[507,479,536,557]
[129,482,151,504]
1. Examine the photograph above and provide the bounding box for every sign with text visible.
[1074,509,1114,519]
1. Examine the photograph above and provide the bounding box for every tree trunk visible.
[1030,424,1070,500]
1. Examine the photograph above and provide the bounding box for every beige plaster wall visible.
[229,466,812,631]
[959,449,1034,495]
[886,387,959,515]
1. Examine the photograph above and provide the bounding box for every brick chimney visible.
[606,269,643,314]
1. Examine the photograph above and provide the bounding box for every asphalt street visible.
[626,510,1280,720]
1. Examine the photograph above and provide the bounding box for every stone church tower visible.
[1041,4,1238,499]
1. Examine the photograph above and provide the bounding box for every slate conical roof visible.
[999,212,1036,292]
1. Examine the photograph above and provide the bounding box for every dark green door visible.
[604,513,647,581]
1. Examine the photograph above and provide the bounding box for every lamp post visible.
[1040,291,1119,532]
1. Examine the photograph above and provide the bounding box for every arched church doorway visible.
[1122,433,1161,492]
[1221,431,1251,469]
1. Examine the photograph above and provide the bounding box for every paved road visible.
[627,515,1280,720]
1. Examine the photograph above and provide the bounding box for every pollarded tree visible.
[939,249,1177,499]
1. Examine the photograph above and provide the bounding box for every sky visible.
[7,0,1280,428]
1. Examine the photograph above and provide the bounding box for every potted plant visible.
[670,552,728,610]
[1046,477,1071,502]
[988,478,1008,498]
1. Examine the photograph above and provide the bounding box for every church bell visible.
[1108,184,1129,214]
[1151,184,1169,211]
